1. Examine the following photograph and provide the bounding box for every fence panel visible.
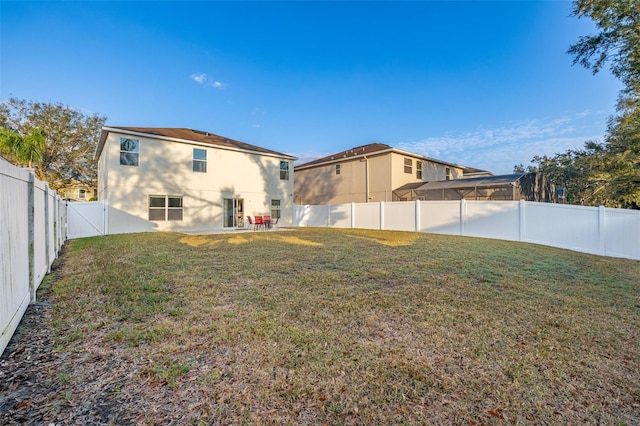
[329,204,352,228]
[524,202,600,255]
[605,207,640,259]
[33,181,48,289]
[384,201,415,232]
[294,205,329,227]
[1,158,66,357]
[67,201,105,239]
[0,161,30,357]
[465,201,520,241]
[354,203,381,229]
[419,201,461,235]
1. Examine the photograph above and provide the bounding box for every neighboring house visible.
[394,173,556,202]
[58,182,97,201]
[95,127,296,234]
[294,143,465,205]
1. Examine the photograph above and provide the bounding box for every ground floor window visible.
[149,195,183,221]
[271,199,281,219]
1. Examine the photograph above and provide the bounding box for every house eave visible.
[94,126,297,161]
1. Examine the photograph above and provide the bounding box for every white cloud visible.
[397,111,608,174]
[190,72,225,89]
[190,72,207,84]
[289,150,328,166]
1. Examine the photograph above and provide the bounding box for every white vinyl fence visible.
[1,157,66,356]
[294,200,640,261]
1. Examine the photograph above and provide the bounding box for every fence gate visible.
[66,201,105,239]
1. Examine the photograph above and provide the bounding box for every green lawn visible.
[49,228,640,424]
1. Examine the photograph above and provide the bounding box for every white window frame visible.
[120,137,139,166]
[78,189,86,200]
[335,164,341,175]
[445,167,451,181]
[149,195,183,221]
[416,161,423,180]
[193,148,207,172]
[280,161,290,180]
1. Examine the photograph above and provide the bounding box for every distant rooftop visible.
[295,142,461,170]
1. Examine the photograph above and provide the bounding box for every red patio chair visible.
[264,215,271,230]
[254,215,264,231]
[246,216,254,230]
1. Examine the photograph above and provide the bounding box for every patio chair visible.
[246,216,254,230]
[271,217,279,228]
[254,215,264,231]
[264,215,271,229]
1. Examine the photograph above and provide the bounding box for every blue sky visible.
[1,1,622,174]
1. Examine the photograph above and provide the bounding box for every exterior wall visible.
[294,153,394,205]
[100,131,294,234]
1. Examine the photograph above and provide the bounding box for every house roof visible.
[94,126,297,161]
[393,173,527,199]
[294,143,462,170]
[415,173,526,191]
[461,166,494,177]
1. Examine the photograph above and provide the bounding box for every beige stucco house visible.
[294,143,465,205]
[95,127,296,234]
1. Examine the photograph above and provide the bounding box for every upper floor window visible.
[193,148,207,172]
[120,137,139,166]
[404,158,412,174]
[335,164,341,175]
[149,195,183,221]
[445,167,451,181]
[280,161,290,180]
[416,161,423,180]
[78,189,86,200]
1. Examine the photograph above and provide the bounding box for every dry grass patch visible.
[5,228,639,425]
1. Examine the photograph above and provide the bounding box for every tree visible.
[0,127,46,168]
[567,0,640,93]
[0,98,106,190]
[518,1,639,208]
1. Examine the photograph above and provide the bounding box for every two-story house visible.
[95,127,296,234]
[294,143,465,205]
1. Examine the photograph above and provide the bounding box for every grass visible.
[51,228,640,424]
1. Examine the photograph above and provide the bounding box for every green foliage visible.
[518,0,640,209]
[567,0,640,91]
[0,97,106,189]
[0,127,45,168]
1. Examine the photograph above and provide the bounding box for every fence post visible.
[599,205,606,255]
[351,202,356,229]
[459,199,466,236]
[27,171,36,304]
[415,200,421,232]
[44,184,51,272]
[327,204,331,228]
[380,201,385,230]
[519,200,526,242]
